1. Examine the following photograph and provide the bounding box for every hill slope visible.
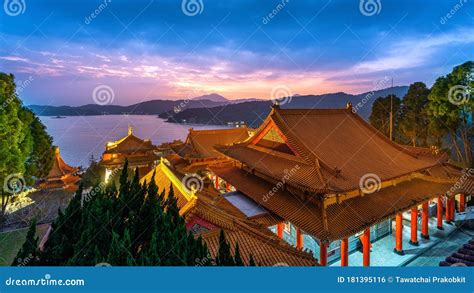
[166,86,408,127]
[29,99,228,116]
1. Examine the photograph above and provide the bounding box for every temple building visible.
[140,158,317,266]
[171,127,251,172]
[170,127,251,191]
[209,104,472,266]
[39,147,80,191]
[101,126,159,181]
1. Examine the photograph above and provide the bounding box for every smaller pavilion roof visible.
[104,126,156,154]
[46,147,79,180]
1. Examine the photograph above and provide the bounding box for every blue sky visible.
[0,0,473,105]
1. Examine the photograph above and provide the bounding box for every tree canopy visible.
[15,164,245,266]
[0,73,55,227]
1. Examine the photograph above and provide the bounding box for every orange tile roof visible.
[216,106,449,193]
[104,128,156,154]
[40,147,80,191]
[140,159,318,266]
[189,200,317,266]
[177,127,251,159]
[46,147,79,179]
[211,165,456,242]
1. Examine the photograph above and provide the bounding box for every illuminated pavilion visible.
[39,147,80,191]
[101,126,159,181]
[208,104,472,266]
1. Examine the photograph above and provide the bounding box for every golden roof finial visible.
[346,102,353,111]
[128,125,133,136]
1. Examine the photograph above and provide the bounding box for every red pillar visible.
[340,238,348,266]
[421,202,429,240]
[394,213,404,254]
[410,207,419,246]
[445,198,452,223]
[296,228,304,250]
[437,196,443,230]
[319,241,328,266]
[214,176,219,189]
[362,228,370,267]
[450,198,456,221]
[225,182,231,192]
[276,223,283,239]
[460,194,466,213]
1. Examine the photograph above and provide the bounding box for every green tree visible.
[216,229,235,266]
[80,155,104,188]
[369,95,403,142]
[0,73,54,226]
[399,82,431,147]
[12,219,39,266]
[21,164,210,266]
[427,61,473,165]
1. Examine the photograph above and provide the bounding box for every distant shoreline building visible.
[101,126,159,182]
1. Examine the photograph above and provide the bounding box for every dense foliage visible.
[15,163,245,266]
[0,73,55,226]
[370,62,473,166]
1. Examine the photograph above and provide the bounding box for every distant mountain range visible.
[28,87,408,127]
[163,86,409,127]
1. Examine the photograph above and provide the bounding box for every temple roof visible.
[216,106,449,193]
[211,164,455,242]
[173,127,250,159]
[140,159,317,266]
[46,147,79,179]
[104,126,155,154]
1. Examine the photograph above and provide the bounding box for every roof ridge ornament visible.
[272,100,280,109]
[128,125,133,135]
[346,102,353,111]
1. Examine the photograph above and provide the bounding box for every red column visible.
[362,228,370,267]
[394,213,404,254]
[225,182,231,192]
[340,238,348,266]
[319,241,328,266]
[437,196,443,230]
[296,228,304,250]
[460,194,465,213]
[214,176,219,189]
[450,198,456,221]
[445,198,452,222]
[421,202,429,240]
[276,223,283,239]
[410,207,419,246]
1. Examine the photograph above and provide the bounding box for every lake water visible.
[39,115,226,168]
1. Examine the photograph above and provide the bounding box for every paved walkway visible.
[330,212,459,267]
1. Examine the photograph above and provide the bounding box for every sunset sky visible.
[0,0,473,106]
